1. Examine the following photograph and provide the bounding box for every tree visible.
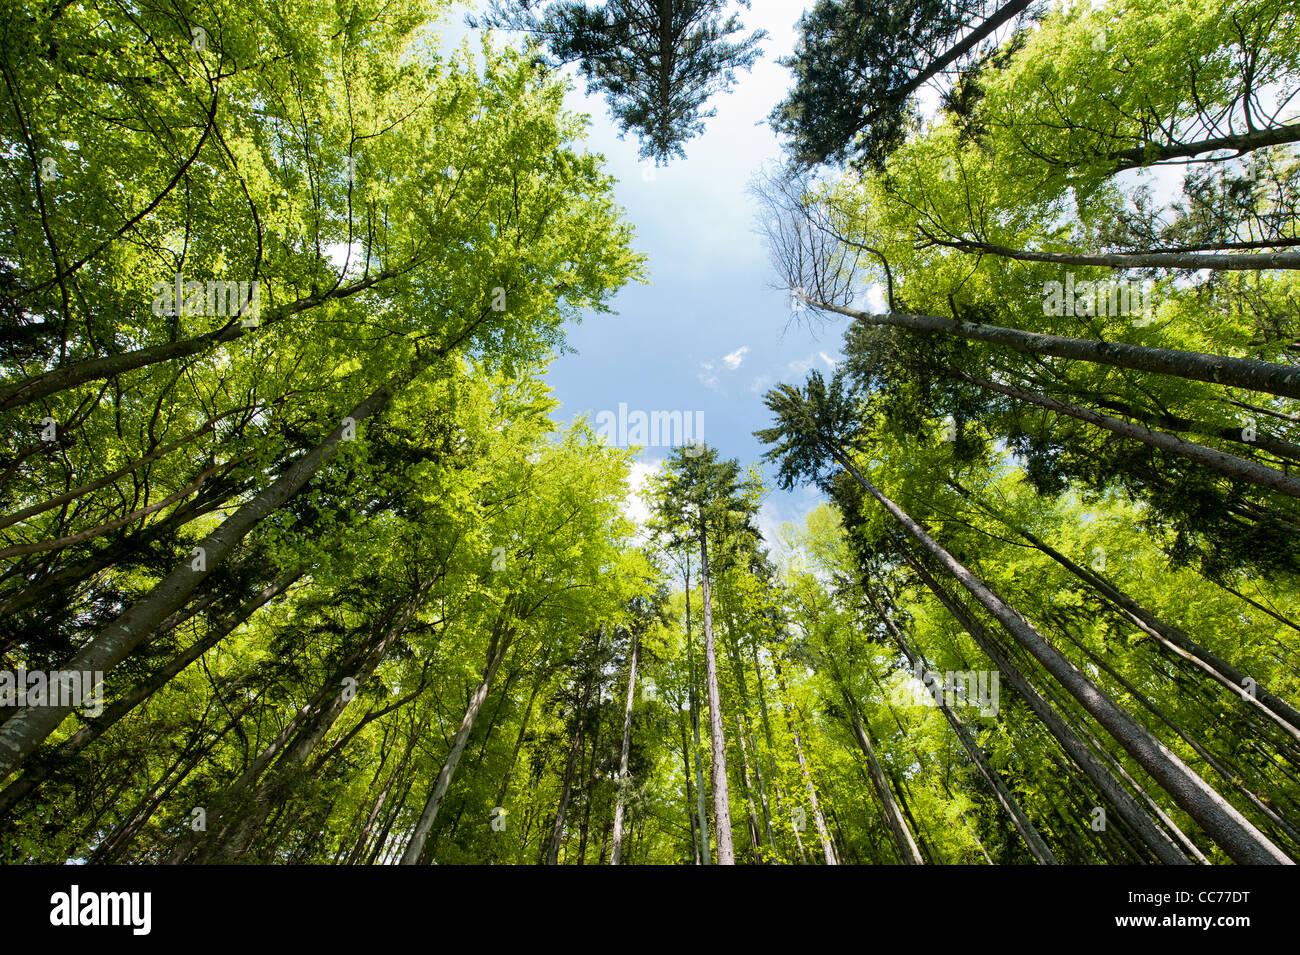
[648,445,761,863]
[771,0,1033,168]
[470,0,766,162]
[757,370,1293,864]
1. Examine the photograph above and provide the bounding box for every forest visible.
[2,0,1299,870]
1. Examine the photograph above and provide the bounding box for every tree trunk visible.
[957,486,1300,742]
[0,376,404,777]
[865,588,1058,863]
[610,627,639,865]
[0,265,406,414]
[399,617,514,865]
[904,552,1196,864]
[546,660,594,865]
[833,449,1291,864]
[677,703,700,864]
[698,518,734,864]
[685,557,711,863]
[954,370,1300,500]
[808,298,1300,400]
[929,236,1300,272]
[844,687,923,864]
[0,570,300,818]
[773,658,838,865]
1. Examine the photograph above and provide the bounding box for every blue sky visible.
[442,0,840,546]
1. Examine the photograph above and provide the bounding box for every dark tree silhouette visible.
[471,1,766,162]
[771,0,1033,169]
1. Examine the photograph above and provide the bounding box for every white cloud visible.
[819,351,838,368]
[723,346,750,369]
[787,356,815,376]
[749,375,772,394]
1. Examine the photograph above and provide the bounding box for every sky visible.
[438,0,836,550]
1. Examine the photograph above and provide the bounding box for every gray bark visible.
[610,628,639,865]
[958,370,1300,500]
[698,519,734,864]
[833,449,1290,864]
[0,375,401,777]
[399,618,513,865]
[809,298,1300,400]
[866,590,1057,863]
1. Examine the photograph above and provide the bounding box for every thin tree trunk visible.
[833,449,1291,864]
[958,488,1300,742]
[0,405,253,532]
[734,713,764,863]
[954,370,1300,500]
[684,561,711,864]
[678,703,700,864]
[850,0,1032,148]
[610,628,639,865]
[807,298,1300,400]
[399,618,514,865]
[904,552,1195,864]
[0,570,300,817]
[0,265,408,414]
[546,661,594,865]
[773,658,838,865]
[928,235,1300,271]
[697,519,734,864]
[209,591,427,861]
[865,588,1057,863]
[575,694,603,866]
[0,376,404,777]
[844,687,923,864]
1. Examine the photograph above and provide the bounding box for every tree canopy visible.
[2,0,1300,882]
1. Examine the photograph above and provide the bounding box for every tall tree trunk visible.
[1054,615,1300,849]
[697,518,734,864]
[546,659,595,865]
[928,235,1300,271]
[725,619,777,857]
[0,570,300,818]
[610,628,639,865]
[0,375,405,777]
[0,266,407,414]
[0,404,254,532]
[575,696,604,866]
[864,588,1057,864]
[807,298,1300,400]
[400,617,514,865]
[852,0,1032,146]
[487,668,547,865]
[750,641,799,863]
[734,713,764,863]
[953,370,1300,500]
[685,554,711,863]
[678,704,700,864]
[904,552,1195,864]
[209,592,425,862]
[954,483,1300,742]
[832,448,1292,864]
[772,658,838,865]
[843,686,923,864]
